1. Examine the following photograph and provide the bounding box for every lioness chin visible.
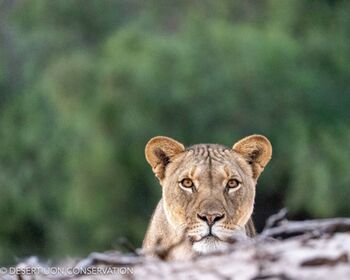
[142,135,272,260]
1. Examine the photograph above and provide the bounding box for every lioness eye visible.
[180,178,194,188]
[226,179,240,189]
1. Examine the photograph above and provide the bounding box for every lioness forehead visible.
[186,144,229,157]
[169,143,251,178]
[185,144,238,164]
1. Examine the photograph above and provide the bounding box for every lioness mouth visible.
[194,234,221,243]
[192,234,227,254]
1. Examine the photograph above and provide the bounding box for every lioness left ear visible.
[145,136,185,181]
[233,135,272,180]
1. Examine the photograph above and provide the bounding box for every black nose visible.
[197,212,225,226]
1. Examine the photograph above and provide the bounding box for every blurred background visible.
[0,0,350,266]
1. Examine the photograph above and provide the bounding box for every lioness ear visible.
[233,135,272,180]
[145,136,185,180]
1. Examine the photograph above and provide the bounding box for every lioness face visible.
[145,135,272,254]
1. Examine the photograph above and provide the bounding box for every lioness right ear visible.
[233,135,272,180]
[145,136,185,180]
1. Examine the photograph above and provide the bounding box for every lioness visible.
[143,135,272,260]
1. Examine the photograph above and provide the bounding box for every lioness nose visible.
[197,212,225,226]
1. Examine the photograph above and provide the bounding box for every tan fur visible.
[143,135,272,260]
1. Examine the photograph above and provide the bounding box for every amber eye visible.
[226,179,240,189]
[180,178,194,189]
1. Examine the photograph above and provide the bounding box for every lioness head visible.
[145,135,272,254]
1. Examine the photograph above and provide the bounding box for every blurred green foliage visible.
[0,0,350,265]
